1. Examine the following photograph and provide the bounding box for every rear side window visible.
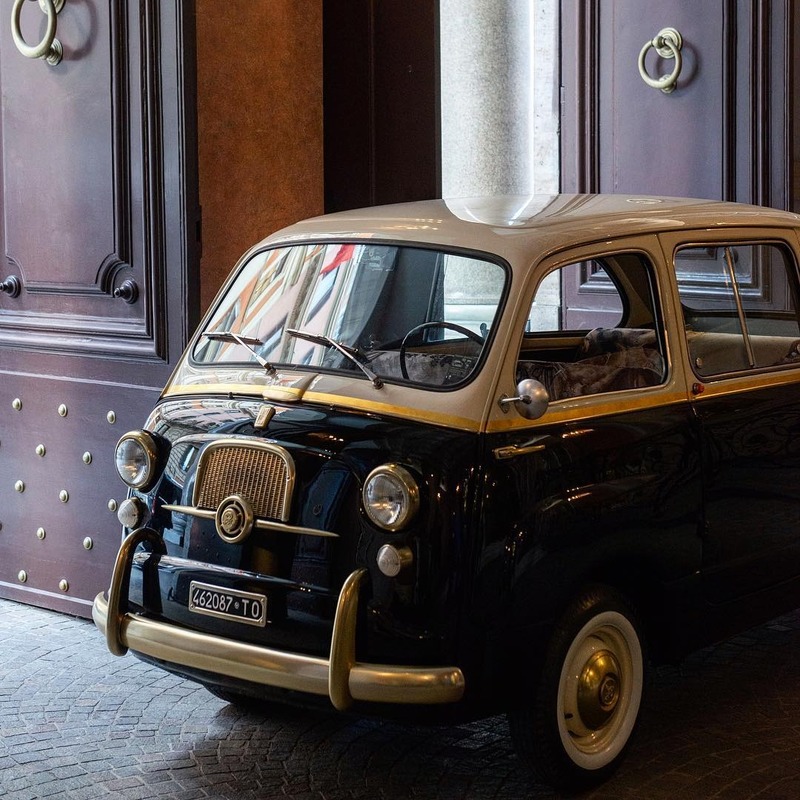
[676,244,800,377]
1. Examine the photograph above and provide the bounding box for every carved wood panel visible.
[0,0,198,368]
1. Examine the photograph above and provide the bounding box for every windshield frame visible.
[189,238,512,393]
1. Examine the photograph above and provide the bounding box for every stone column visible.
[439,0,559,198]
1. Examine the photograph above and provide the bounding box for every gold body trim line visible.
[161,384,482,432]
[92,530,465,709]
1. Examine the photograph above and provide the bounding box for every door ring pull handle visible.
[638,27,683,93]
[11,0,65,66]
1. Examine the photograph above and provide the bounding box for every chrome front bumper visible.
[92,528,465,710]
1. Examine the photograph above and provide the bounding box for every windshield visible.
[193,243,507,389]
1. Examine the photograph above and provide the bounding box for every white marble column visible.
[440,0,559,198]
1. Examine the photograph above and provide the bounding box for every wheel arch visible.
[577,554,680,665]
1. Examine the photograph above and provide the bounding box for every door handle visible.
[0,276,22,298]
[493,435,549,461]
[638,27,683,94]
[113,279,139,304]
[11,0,65,66]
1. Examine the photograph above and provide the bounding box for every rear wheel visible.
[509,586,645,790]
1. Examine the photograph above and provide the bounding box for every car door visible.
[661,230,800,603]
[479,238,701,631]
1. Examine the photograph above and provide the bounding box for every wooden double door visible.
[1,0,798,617]
[0,0,198,616]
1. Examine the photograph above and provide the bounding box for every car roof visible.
[263,194,800,265]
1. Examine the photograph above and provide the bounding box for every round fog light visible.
[117,497,146,529]
[376,544,413,577]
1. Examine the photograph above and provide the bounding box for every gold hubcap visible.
[576,649,621,730]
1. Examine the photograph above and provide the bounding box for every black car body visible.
[94,195,800,788]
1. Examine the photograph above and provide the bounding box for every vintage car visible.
[93,194,800,788]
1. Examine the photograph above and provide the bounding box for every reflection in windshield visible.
[193,243,506,389]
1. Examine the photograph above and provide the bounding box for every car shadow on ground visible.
[190,608,800,800]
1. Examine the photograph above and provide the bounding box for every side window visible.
[517,253,665,401]
[676,244,800,377]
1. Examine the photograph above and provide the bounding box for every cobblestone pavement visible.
[1,599,800,800]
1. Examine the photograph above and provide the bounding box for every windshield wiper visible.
[286,328,383,389]
[202,331,277,377]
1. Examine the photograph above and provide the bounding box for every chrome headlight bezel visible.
[114,430,160,491]
[362,463,420,532]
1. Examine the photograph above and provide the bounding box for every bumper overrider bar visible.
[92,528,465,710]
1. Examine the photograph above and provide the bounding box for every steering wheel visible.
[399,321,484,380]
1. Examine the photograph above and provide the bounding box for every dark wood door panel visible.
[561,0,791,208]
[0,0,193,366]
[0,1,198,616]
[323,0,438,212]
[0,372,160,617]
[597,0,723,198]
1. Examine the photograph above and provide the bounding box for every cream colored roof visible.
[264,194,800,267]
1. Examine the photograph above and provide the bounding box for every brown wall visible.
[196,1,324,311]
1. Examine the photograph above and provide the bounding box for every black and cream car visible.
[94,195,800,788]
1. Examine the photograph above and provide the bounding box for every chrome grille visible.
[194,440,295,522]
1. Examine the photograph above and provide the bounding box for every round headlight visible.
[114,431,159,490]
[362,464,419,531]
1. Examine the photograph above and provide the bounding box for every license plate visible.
[188,581,267,627]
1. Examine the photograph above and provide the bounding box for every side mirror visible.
[498,379,549,420]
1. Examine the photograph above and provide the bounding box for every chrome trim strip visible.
[493,441,547,460]
[724,246,755,368]
[161,504,340,538]
[92,562,465,708]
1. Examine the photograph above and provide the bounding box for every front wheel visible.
[509,586,645,790]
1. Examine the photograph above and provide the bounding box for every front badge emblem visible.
[215,494,254,543]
